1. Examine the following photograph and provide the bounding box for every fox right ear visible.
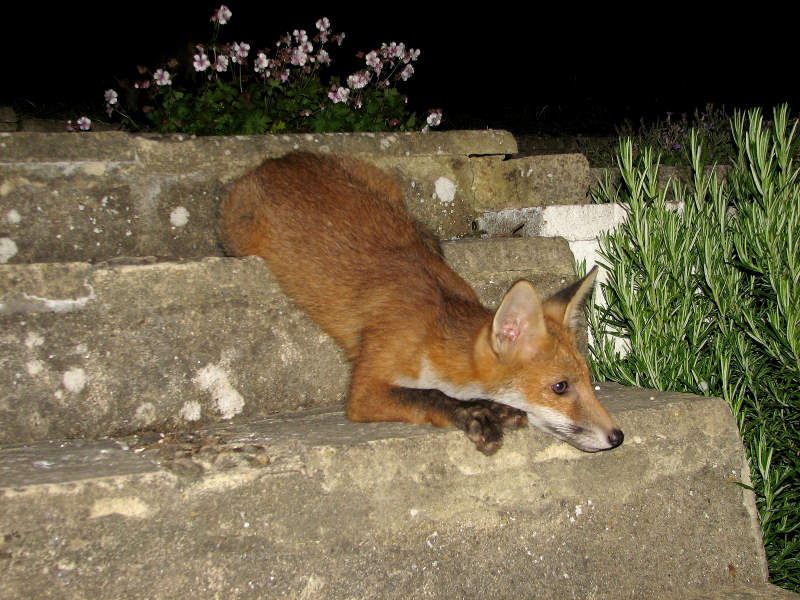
[544,266,598,331]
[491,280,547,360]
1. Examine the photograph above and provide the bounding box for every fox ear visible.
[544,266,598,330]
[491,280,547,360]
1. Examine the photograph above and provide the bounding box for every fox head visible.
[480,267,623,452]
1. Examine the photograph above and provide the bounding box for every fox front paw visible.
[489,401,528,430]
[453,400,528,455]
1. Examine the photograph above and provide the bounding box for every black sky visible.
[6,4,800,133]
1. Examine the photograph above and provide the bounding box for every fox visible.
[220,151,623,454]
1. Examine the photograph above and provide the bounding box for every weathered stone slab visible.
[0,163,139,263]
[472,153,592,209]
[0,131,137,162]
[442,236,575,304]
[0,236,575,444]
[1,130,515,166]
[0,130,520,263]
[0,385,771,599]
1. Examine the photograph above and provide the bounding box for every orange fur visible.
[221,152,623,453]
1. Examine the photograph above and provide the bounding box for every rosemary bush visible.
[588,106,799,591]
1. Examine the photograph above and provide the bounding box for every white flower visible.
[328,86,349,104]
[347,72,370,89]
[193,52,210,72]
[365,50,381,68]
[254,52,269,73]
[290,46,309,66]
[293,29,308,45]
[153,69,172,86]
[104,89,118,105]
[77,117,92,131]
[213,55,229,72]
[400,64,414,81]
[233,42,250,58]
[211,5,232,24]
[426,109,442,127]
[382,41,405,59]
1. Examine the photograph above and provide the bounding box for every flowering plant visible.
[614,104,734,166]
[92,6,441,135]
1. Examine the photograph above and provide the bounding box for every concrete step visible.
[0,384,775,599]
[0,130,519,265]
[0,237,575,444]
[474,203,630,274]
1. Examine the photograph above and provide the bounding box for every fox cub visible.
[221,152,623,454]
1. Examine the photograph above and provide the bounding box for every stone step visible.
[0,384,774,599]
[0,131,518,264]
[0,237,575,445]
[0,131,633,266]
[474,203,630,275]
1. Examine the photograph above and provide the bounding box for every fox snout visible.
[522,391,624,452]
[538,410,624,452]
[560,425,624,453]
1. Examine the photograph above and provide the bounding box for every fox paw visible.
[487,401,528,430]
[454,400,528,455]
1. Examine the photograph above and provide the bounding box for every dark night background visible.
[5,4,799,134]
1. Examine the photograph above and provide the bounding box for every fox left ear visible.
[543,266,598,330]
[491,280,547,361]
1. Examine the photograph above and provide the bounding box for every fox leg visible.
[399,389,528,455]
[346,364,527,454]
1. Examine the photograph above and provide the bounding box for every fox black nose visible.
[608,429,624,448]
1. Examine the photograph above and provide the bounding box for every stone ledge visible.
[0,384,768,599]
[0,130,517,164]
[0,131,519,261]
[0,237,575,444]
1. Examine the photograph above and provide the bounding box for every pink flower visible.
[233,42,250,58]
[153,69,172,86]
[426,109,442,127]
[347,72,370,89]
[328,86,349,104]
[104,89,118,105]
[211,5,232,24]
[290,46,309,66]
[213,55,229,72]
[280,70,289,82]
[293,29,308,45]
[400,64,414,81]
[228,42,250,65]
[315,17,330,31]
[316,49,331,65]
[77,117,92,131]
[193,52,210,72]
[254,52,269,73]
[382,42,405,59]
[365,51,381,68]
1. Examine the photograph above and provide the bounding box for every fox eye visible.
[551,381,569,394]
